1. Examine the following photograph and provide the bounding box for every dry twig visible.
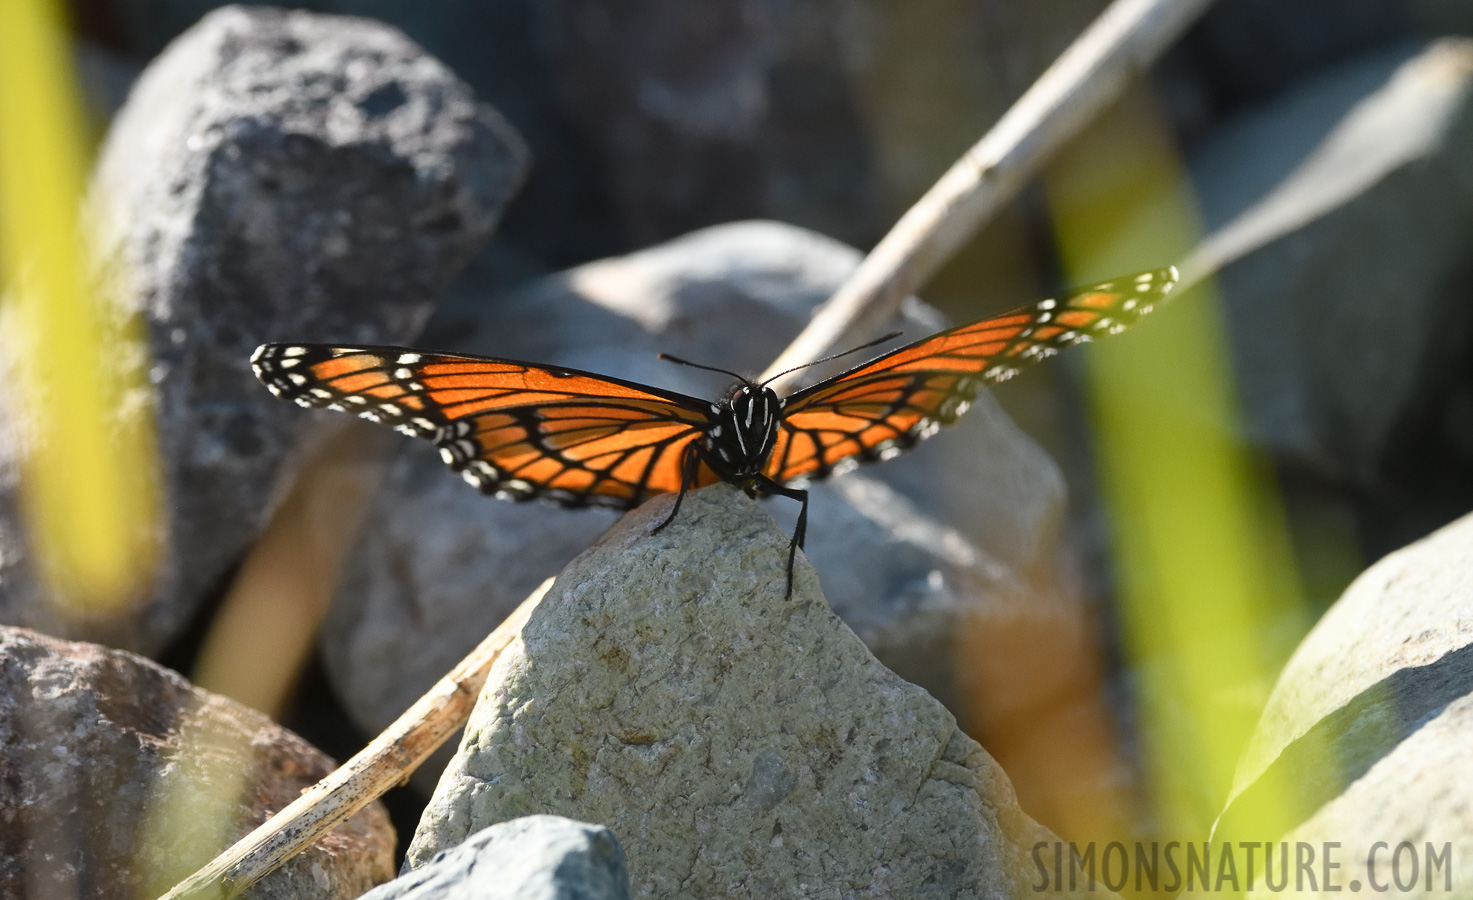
[158,577,552,900]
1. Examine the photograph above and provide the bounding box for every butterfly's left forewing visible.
[767,267,1178,484]
[252,344,715,509]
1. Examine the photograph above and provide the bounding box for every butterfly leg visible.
[652,441,702,534]
[756,474,808,598]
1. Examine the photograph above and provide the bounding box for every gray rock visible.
[329,464,1032,801]
[0,625,394,899]
[407,485,1115,900]
[1189,40,1473,485]
[1172,0,1414,114]
[1201,511,1473,894]
[549,0,1112,247]
[319,0,616,269]
[1167,0,1473,130]
[323,222,1065,773]
[104,0,609,271]
[0,6,527,652]
[363,816,629,900]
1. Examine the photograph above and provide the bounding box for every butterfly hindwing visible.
[251,344,713,509]
[767,266,1179,484]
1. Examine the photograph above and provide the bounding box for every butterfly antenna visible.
[760,331,903,386]
[657,353,752,386]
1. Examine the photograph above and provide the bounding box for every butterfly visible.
[252,266,1177,595]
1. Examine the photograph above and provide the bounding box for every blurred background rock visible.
[12,0,1473,886]
[69,0,1473,571]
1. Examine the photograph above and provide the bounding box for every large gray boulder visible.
[0,625,395,899]
[1200,511,1473,896]
[0,6,527,653]
[1191,40,1473,490]
[406,485,1114,900]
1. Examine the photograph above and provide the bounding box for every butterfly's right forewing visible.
[767,267,1179,484]
[252,344,715,508]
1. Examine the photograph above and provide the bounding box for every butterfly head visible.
[706,382,782,478]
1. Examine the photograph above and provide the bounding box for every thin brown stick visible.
[192,421,393,717]
[760,0,1217,394]
[158,577,554,900]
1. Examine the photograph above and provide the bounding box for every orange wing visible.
[251,344,715,509]
[767,267,1179,484]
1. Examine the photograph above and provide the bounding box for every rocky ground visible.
[1,2,1472,898]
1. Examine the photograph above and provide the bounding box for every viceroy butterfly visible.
[253,266,1177,595]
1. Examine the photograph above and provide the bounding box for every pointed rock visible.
[325,222,1064,788]
[407,485,1111,899]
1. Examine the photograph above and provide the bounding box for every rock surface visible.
[1169,0,1438,122]
[324,222,1063,766]
[0,625,394,899]
[1203,511,1473,894]
[1190,40,1473,492]
[549,0,1112,247]
[406,485,1113,900]
[97,0,1473,265]
[0,6,527,653]
[362,816,630,900]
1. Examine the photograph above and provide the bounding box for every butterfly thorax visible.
[704,383,782,480]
